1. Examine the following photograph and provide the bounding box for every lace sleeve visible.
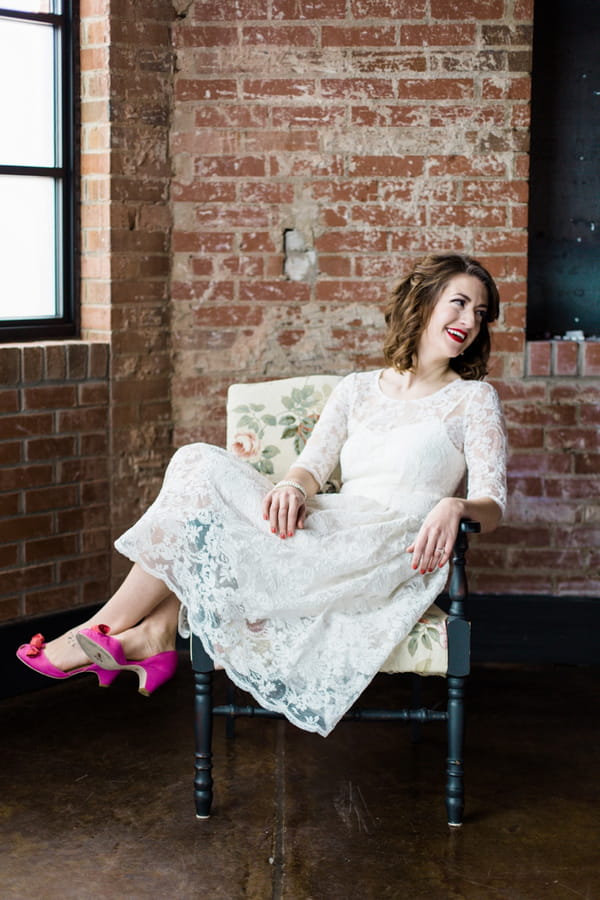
[293,374,354,488]
[464,382,508,515]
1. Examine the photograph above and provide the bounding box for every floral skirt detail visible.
[115,443,447,737]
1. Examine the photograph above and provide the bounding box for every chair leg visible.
[193,667,214,818]
[191,632,215,820]
[446,674,466,827]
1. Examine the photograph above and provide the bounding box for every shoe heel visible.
[136,652,178,696]
[94,667,120,688]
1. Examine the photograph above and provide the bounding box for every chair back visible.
[226,374,343,484]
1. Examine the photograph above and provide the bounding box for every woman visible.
[17,252,507,737]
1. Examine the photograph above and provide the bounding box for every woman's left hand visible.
[406,497,463,574]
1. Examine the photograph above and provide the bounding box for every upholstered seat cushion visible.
[226,374,451,677]
[382,603,448,675]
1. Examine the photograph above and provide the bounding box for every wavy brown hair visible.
[383,252,500,381]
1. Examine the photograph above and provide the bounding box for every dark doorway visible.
[527,0,600,339]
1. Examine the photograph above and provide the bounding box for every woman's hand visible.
[262,468,319,539]
[407,495,502,574]
[406,497,463,574]
[262,485,307,539]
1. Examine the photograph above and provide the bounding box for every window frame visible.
[0,2,78,343]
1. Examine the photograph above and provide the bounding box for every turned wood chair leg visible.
[445,673,466,827]
[191,635,214,819]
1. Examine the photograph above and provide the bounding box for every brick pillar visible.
[81,0,175,585]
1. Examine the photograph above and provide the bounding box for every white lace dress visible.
[115,370,507,737]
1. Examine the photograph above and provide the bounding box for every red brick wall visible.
[3,0,597,627]
[0,343,111,622]
[170,1,598,597]
[170,1,535,450]
[486,342,600,596]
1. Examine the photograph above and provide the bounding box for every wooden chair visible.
[190,375,479,827]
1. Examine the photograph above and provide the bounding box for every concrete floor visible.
[1,657,599,900]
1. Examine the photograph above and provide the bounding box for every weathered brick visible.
[25,485,80,513]
[553,341,580,376]
[0,390,20,415]
[26,436,78,461]
[322,26,396,47]
[243,26,316,45]
[24,535,79,563]
[431,0,503,17]
[0,515,53,543]
[397,78,473,100]
[243,79,316,99]
[582,342,600,376]
[22,346,44,384]
[272,0,346,17]
[0,348,21,385]
[24,386,78,411]
[192,0,268,19]
[24,585,81,616]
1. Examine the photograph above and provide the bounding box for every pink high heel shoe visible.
[16,634,119,687]
[75,625,178,696]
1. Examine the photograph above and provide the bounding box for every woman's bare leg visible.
[44,563,175,671]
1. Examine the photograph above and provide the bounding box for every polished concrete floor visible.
[1,656,599,900]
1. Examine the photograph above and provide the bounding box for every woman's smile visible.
[446,326,468,344]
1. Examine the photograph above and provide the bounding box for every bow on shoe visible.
[25,633,45,657]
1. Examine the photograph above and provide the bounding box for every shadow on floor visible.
[1,655,599,899]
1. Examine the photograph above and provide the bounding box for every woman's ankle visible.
[117,623,176,661]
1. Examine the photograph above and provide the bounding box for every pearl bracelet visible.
[273,480,308,500]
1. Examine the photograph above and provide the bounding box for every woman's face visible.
[418,273,489,361]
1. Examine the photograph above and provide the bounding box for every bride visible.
[17,251,507,737]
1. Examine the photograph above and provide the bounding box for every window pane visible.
[0,18,56,167]
[0,175,57,319]
[0,3,57,13]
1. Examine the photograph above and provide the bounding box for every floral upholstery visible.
[227,374,343,485]
[227,374,451,677]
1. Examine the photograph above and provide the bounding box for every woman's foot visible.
[42,627,96,673]
[76,624,178,696]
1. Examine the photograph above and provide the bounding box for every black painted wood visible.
[446,674,467,827]
[191,633,214,818]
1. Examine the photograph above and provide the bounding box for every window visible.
[0,1,77,341]
[527,0,600,340]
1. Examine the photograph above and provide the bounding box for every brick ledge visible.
[526,340,600,377]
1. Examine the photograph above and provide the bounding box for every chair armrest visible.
[459,518,481,535]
